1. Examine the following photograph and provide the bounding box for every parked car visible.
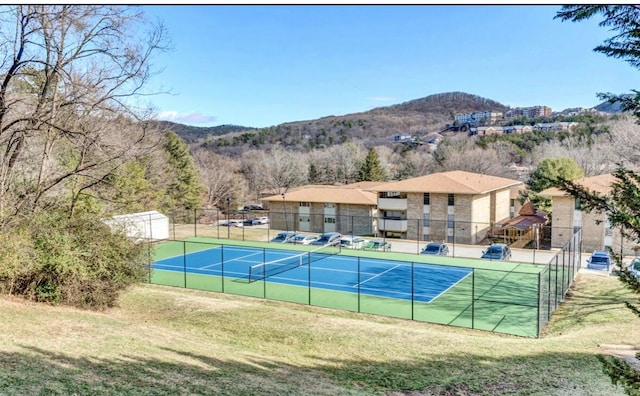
[421,242,449,256]
[339,235,367,249]
[310,232,342,246]
[271,231,296,243]
[257,216,269,224]
[287,234,319,245]
[586,250,611,271]
[629,257,640,280]
[243,218,261,226]
[243,204,265,211]
[226,219,244,227]
[363,239,392,251]
[481,244,511,261]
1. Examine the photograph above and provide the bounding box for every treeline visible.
[191,113,640,212]
[0,6,207,309]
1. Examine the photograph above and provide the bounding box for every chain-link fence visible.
[147,228,582,338]
[160,209,576,262]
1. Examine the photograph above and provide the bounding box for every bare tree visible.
[239,149,270,201]
[0,5,167,222]
[192,149,243,208]
[434,135,515,178]
[531,136,616,176]
[608,114,640,167]
[391,150,437,179]
[240,146,306,197]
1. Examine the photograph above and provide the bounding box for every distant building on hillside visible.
[505,106,552,119]
[454,110,503,126]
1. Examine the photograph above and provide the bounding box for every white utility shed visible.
[105,210,169,241]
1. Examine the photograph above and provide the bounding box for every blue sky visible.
[141,5,639,128]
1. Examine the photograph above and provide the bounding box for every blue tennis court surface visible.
[153,245,473,303]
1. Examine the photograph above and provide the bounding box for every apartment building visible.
[539,174,636,254]
[260,182,385,236]
[371,171,524,243]
[454,111,503,125]
[505,106,552,118]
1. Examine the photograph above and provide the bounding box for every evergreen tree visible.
[163,131,205,211]
[308,163,319,184]
[557,6,640,394]
[357,148,387,182]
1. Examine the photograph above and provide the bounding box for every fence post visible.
[471,269,475,330]
[357,257,361,313]
[221,245,225,293]
[411,261,415,320]
[183,241,187,288]
[537,271,541,338]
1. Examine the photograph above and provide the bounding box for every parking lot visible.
[197,222,626,271]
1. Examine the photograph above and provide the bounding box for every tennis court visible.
[153,243,474,303]
[149,237,569,338]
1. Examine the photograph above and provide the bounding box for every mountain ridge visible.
[159,92,621,151]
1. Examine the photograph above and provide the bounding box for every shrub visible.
[0,210,150,310]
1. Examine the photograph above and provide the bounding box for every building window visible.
[423,193,430,205]
[381,191,401,199]
[447,214,454,228]
[324,217,336,224]
[448,194,455,206]
[423,212,430,227]
[299,202,310,207]
[324,203,336,209]
[423,233,430,241]
[574,198,582,210]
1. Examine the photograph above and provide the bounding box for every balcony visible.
[378,198,408,211]
[379,218,408,232]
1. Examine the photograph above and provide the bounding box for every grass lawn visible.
[0,272,637,395]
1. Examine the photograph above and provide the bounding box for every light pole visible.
[282,193,288,231]
[226,197,231,239]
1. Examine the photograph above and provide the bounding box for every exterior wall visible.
[309,202,324,233]
[454,194,473,244]
[581,210,605,252]
[406,192,423,240]
[268,200,298,232]
[429,193,448,242]
[549,196,574,248]
[493,188,512,223]
[471,193,491,243]
[267,200,376,236]
[337,204,375,236]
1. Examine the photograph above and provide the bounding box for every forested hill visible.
[149,121,257,142]
[161,91,618,154]
[161,92,510,148]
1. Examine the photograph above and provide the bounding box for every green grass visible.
[0,272,638,395]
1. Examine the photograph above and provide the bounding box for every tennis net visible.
[248,243,341,282]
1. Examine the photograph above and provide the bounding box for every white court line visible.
[200,251,263,269]
[355,264,403,287]
[428,270,474,302]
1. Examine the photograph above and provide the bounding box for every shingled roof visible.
[261,186,377,206]
[539,173,617,197]
[371,170,523,194]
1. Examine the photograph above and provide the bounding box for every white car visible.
[287,234,319,245]
[226,219,243,227]
[257,216,269,224]
[339,235,367,249]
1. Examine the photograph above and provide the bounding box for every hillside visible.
[183,92,512,154]
[162,91,618,154]
[150,121,256,142]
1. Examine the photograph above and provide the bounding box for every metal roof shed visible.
[105,210,169,241]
